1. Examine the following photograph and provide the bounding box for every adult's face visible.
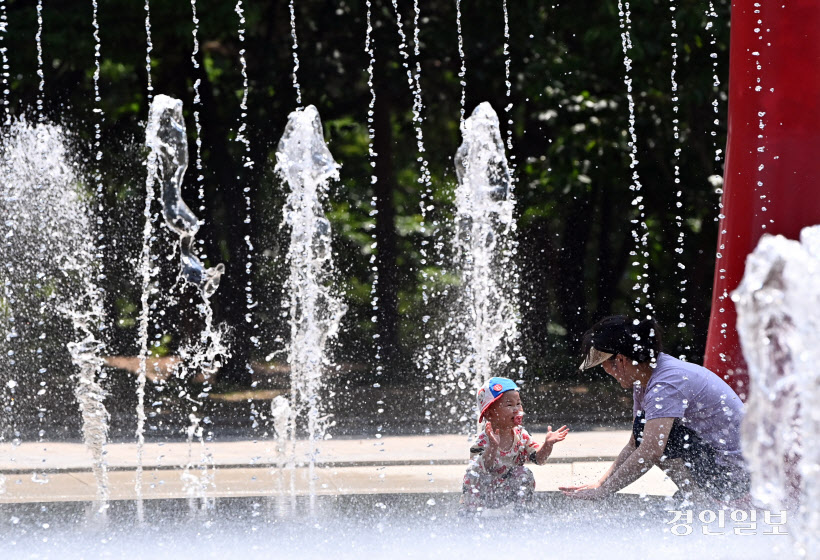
[601,355,634,389]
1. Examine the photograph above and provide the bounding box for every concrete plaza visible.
[0,430,677,503]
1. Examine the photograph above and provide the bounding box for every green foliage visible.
[2,0,731,382]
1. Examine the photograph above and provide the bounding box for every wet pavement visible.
[0,430,677,503]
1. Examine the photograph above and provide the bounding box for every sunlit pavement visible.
[0,430,677,503]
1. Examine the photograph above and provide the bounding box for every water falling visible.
[0,119,109,506]
[445,102,519,428]
[0,1,12,447]
[390,0,436,413]
[407,0,434,305]
[0,0,10,124]
[289,0,301,105]
[91,0,106,332]
[363,0,382,383]
[234,0,258,388]
[734,225,820,557]
[705,2,723,169]
[135,7,156,513]
[617,0,652,319]
[144,0,153,102]
[189,0,205,210]
[705,1,728,350]
[501,0,514,158]
[35,0,44,118]
[456,0,467,122]
[275,105,347,503]
[751,2,770,232]
[668,0,687,350]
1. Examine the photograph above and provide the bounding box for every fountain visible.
[274,105,346,504]
[0,119,109,506]
[135,94,229,513]
[734,225,820,557]
[438,102,520,429]
[1,1,818,558]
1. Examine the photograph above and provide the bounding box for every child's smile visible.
[486,390,524,430]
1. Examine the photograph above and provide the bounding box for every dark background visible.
[0,0,729,439]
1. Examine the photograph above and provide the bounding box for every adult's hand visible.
[561,486,609,500]
[558,481,600,493]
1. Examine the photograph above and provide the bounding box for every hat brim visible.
[578,348,613,370]
[479,394,504,422]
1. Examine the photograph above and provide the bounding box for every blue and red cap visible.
[477,377,519,422]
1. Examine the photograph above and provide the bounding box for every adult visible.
[560,316,750,503]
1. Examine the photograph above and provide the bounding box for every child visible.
[461,377,569,512]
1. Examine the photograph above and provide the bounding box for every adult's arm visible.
[564,418,674,499]
[597,433,637,485]
[559,433,635,492]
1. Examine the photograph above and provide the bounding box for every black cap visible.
[579,316,660,370]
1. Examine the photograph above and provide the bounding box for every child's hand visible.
[543,425,569,447]
[484,421,501,449]
[482,421,501,470]
[534,425,569,464]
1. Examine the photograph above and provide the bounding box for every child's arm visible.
[534,425,569,464]
[466,423,500,473]
[481,421,501,470]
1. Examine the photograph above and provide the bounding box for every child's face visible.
[485,390,524,429]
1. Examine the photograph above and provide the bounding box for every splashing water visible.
[64,282,109,509]
[443,103,519,429]
[734,225,820,557]
[146,95,225,298]
[180,413,215,510]
[143,94,230,507]
[0,119,110,507]
[275,105,346,502]
[270,394,295,498]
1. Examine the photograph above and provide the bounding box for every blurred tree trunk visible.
[595,182,616,317]
[372,80,401,367]
[555,191,591,345]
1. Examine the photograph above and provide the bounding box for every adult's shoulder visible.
[653,353,710,379]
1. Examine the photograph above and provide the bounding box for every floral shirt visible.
[468,426,541,479]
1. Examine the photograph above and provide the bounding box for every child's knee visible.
[512,467,535,493]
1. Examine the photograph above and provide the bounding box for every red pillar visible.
[704,0,820,397]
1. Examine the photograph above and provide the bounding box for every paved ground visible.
[0,430,678,503]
